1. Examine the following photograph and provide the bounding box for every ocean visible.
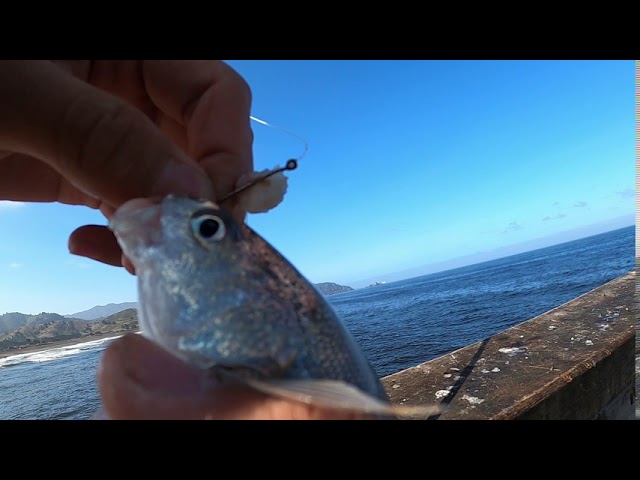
[0,225,634,420]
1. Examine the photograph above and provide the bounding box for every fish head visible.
[108,195,408,413]
[108,195,298,374]
[109,195,242,270]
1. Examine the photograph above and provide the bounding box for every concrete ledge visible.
[381,271,635,420]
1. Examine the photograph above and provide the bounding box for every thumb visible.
[97,333,276,420]
[97,334,364,420]
[0,61,214,207]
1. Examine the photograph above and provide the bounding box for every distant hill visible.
[0,308,139,353]
[0,312,84,334]
[65,302,138,320]
[315,282,354,296]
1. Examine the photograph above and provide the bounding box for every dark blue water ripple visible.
[329,226,634,377]
[0,342,109,420]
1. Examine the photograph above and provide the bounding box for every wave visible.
[0,335,122,368]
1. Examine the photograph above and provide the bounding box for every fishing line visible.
[249,115,309,162]
[218,115,309,204]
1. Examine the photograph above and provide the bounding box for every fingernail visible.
[155,162,216,200]
[115,334,206,395]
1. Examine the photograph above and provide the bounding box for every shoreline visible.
[0,331,133,359]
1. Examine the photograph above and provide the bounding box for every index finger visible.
[142,60,254,200]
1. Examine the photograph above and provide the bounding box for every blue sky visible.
[0,60,634,315]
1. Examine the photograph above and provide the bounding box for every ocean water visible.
[0,336,119,420]
[0,226,634,419]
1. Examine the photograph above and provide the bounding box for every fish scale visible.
[109,195,396,410]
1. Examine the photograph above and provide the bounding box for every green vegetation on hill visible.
[0,312,81,334]
[0,309,139,353]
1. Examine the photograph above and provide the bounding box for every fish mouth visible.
[109,197,164,264]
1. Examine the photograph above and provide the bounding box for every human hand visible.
[0,60,253,269]
[96,333,371,420]
[1,60,361,420]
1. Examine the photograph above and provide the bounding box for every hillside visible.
[65,302,138,320]
[0,309,139,354]
[0,312,84,334]
[314,282,354,296]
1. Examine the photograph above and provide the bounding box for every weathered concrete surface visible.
[381,271,635,420]
[635,332,639,419]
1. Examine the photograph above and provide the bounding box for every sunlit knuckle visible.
[228,70,252,106]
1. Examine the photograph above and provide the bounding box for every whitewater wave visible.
[0,335,122,368]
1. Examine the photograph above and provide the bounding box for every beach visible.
[0,331,131,359]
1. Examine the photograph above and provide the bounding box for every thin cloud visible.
[502,221,523,234]
[0,201,26,210]
[573,201,587,208]
[8,262,24,269]
[615,189,634,198]
[67,259,92,270]
[542,214,567,222]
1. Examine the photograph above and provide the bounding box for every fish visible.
[109,194,440,417]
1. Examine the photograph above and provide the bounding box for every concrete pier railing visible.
[381,271,635,420]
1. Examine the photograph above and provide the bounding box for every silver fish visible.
[109,195,438,417]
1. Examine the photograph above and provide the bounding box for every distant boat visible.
[366,281,386,288]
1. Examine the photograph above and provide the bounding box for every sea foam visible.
[0,335,122,368]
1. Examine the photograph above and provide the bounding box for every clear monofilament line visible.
[218,116,307,205]
[250,115,309,161]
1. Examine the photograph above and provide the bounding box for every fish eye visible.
[191,214,226,242]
